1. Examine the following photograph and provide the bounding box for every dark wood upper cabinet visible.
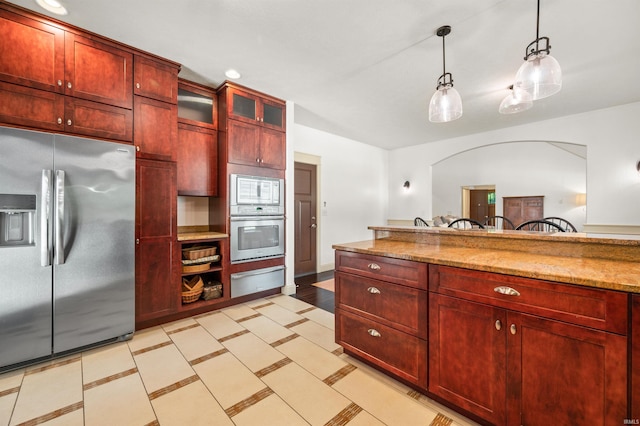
[177,79,216,129]
[177,122,218,196]
[64,32,133,109]
[224,85,285,132]
[134,96,177,161]
[134,55,179,104]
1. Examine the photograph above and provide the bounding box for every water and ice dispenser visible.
[0,194,36,246]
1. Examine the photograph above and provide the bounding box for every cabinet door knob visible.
[66,119,72,126]
[494,286,521,296]
[367,286,381,294]
[57,80,63,87]
[57,117,63,125]
[510,324,517,335]
[367,329,381,338]
[136,146,140,152]
[67,81,72,89]
[367,263,381,271]
[136,82,141,89]
[495,319,502,331]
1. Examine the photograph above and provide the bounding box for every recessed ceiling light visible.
[35,0,68,15]
[225,69,241,79]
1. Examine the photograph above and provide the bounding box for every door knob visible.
[310,224,317,228]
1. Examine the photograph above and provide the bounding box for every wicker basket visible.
[182,262,211,274]
[181,275,204,304]
[182,246,218,260]
[202,281,223,300]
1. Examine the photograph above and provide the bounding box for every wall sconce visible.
[575,193,586,207]
[403,181,411,190]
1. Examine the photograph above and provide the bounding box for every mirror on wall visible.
[432,141,587,231]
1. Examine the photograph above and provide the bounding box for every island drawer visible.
[336,309,427,389]
[335,271,427,338]
[335,250,427,290]
[429,264,628,335]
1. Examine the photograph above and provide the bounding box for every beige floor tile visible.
[241,315,294,344]
[39,408,84,426]
[127,326,171,353]
[346,410,387,426]
[168,325,225,362]
[332,368,439,425]
[0,392,18,426]
[291,319,341,352]
[268,294,314,312]
[83,371,156,426]
[221,304,258,321]
[0,369,23,392]
[262,362,351,425]
[82,341,136,384]
[254,303,305,326]
[10,360,82,426]
[339,354,412,394]
[222,332,286,372]
[277,336,348,380]
[162,316,199,333]
[152,380,233,426]
[243,298,271,308]
[196,311,246,339]
[231,393,308,426]
[133,344,195,394]
[301,307,335,330]
[194,352,266,409]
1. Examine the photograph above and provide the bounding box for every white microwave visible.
[230,174,284,216]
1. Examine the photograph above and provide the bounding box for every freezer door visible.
[0,128,53,370]
[52,135,135,353]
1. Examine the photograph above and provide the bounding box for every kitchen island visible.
[333,226,640,426]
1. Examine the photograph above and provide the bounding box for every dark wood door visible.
[260,127,285,169]
[429,294,507,425]
[294,162,317,276]
[177,122,218,196]
[134,96,177,160]
[133,55,178,104]
[0,8,65,93]
[135,159,178,325]
[507,312,628,426]
[227,119,260,167]
[632,295,640,420]
[503,196,543,228]
[65,32,133,109]
[469,189,495,223]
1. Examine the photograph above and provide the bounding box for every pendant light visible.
[514,0,562,100]
[429,25,462,123]
[498,84,533,114]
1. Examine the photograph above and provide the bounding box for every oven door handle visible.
[231,265,285,279]
[230,216,284,221]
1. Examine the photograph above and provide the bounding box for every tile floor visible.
[0,295,479,426]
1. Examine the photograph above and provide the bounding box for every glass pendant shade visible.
[429,85,463,122]
[498,86,533,114]
[514,52,562,100]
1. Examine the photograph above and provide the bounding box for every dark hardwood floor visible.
[291,270,335,313]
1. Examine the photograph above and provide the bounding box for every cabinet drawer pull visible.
[67,81,72,89]
[494,286,520,296]
[367,286,381,294]
[367,263,381,271]
[57,80,62,87]
[510,324,517,335]
[367,328,381,337]
[57,117,62,125]
[495,319,502,331]
[66,119,72,126]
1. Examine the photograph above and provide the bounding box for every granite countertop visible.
[333,227,640,294]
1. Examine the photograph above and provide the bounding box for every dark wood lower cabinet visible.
[135,159,178,325]
[429,266,629,426]
[632,295,640,421]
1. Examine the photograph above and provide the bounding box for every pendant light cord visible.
[442,34,446,77]
[535,0,540,51]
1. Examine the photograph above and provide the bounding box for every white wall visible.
[389,102,640,227]
[291,123,389,271]
[432,142,586,230]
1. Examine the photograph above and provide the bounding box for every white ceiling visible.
[8,0,640,150]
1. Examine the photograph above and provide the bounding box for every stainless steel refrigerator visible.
[0,127,135,371]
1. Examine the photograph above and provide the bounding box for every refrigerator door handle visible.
[54,170,65,265]
[41,170,52,267]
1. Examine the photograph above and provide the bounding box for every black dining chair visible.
[515,219,565,232]
[414,217,429,227]
[448,218,485,229]
[483,215,515,230]
[543,217,577,232]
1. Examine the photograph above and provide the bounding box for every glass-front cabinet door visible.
[227,87,285,131]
